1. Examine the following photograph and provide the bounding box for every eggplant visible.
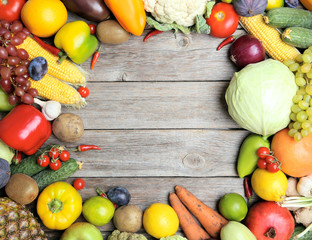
[61,0,110,22]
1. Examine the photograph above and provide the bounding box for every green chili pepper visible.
[237,134,270,178]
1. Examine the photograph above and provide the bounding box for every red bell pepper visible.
[0,0,26,22]
[0,104,51,155]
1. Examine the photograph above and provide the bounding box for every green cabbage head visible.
[225,59,298,136]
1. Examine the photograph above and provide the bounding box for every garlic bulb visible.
[297,174,312,197]
[34,98,62,121]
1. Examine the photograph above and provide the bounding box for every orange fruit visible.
[143,203,179,239]
[21,0,67,37]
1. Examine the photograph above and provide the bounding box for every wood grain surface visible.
[0,12,253,240]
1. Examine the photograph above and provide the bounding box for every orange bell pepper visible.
[300,0,312,11]
[104,0,146,36]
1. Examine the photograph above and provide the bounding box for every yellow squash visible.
[37,182,82,230]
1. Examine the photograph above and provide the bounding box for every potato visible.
[52,113,84,143]
[96,20,130,44]
[113,205,143,233]
[5,173,39,205]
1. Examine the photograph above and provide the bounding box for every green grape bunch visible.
[283,46,312,141]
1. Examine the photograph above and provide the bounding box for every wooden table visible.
[5,13,250,239]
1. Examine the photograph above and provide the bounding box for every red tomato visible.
[59,150,70,162]
[49,147,59,159]
[0,0,26,23]
[73,178,85,190]
[88,24,96,35]
[37,154,50,167]
[256,147,270,159]
[257,159,267,169]
[49,159,61,171]
[265,155,275,164]
[206,2,239,38]
[267,162,279,173]
[78,86,90,98]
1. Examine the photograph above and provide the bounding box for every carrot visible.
[175,185,228,239]
[169,192,211,240]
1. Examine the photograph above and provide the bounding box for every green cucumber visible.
[32,158,79,191]
[290,225,312,240]
[10,145,58,176]
[264,8,312,29]
[282,27,312,49]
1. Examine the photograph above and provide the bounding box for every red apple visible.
[244,201,294,240]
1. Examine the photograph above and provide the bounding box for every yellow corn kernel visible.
[239,15,300,62]
[30,75,86,107]
[18,37,86,85]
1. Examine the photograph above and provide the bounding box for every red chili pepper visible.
[12,151,22,165]
[96,188,117,209]
[91,46,101,70]
[77,145,101,152]
[143,29,163,42]
[32,35,67,63]
[244,177,253,204]
[217,35,235,51]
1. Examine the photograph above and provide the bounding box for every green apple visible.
[0,88,14,112]
[60,222,103,240]
[221,0,233,3]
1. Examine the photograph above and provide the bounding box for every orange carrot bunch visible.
[169,185,228,239]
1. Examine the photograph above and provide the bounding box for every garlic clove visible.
[42,101,62,121]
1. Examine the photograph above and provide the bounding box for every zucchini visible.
[290,225,312,240]
[264,8,312,29]
[32,158,79,191]
[282,27,312,49]
[10,145,57,176]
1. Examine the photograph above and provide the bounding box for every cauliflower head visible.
[143,0,208,27]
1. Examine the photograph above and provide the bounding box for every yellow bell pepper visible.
[37,182,82,230]
[104,0,146,36]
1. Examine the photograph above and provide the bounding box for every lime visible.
[266,0,284,10]
[82,196,115,226]
[218,193,248,221]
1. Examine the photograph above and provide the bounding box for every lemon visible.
[143,203,179,239]
[251,168,288,202]
[266,0,284,10]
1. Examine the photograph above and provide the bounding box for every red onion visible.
[230,34,266,68]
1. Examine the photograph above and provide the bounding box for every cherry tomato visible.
[257,158,267,169]
[256,147,270,159]
[78,86,90,98]
[88,24,96,35]
[37,154,50,167]
[265,155,275,164]
[49,159,61,171]
[73,178,85,190]
[49,147,60,159]
[206,2,239,38]
[59,150,70,162]
[267,162,279,173]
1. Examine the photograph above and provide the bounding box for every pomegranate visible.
[244,201,294,240]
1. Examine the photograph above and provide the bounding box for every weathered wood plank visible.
[63,81,241,130]
[34,177,246,239]
[45,129,248,177]
[80,28,244,82]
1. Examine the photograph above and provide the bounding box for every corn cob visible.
[18,36,86,85]
[239,15,300,62]
[30,75,86,108]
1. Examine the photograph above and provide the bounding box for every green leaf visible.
[205,1,216,18]
[192,15,210,34]
[146,16,191,35]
